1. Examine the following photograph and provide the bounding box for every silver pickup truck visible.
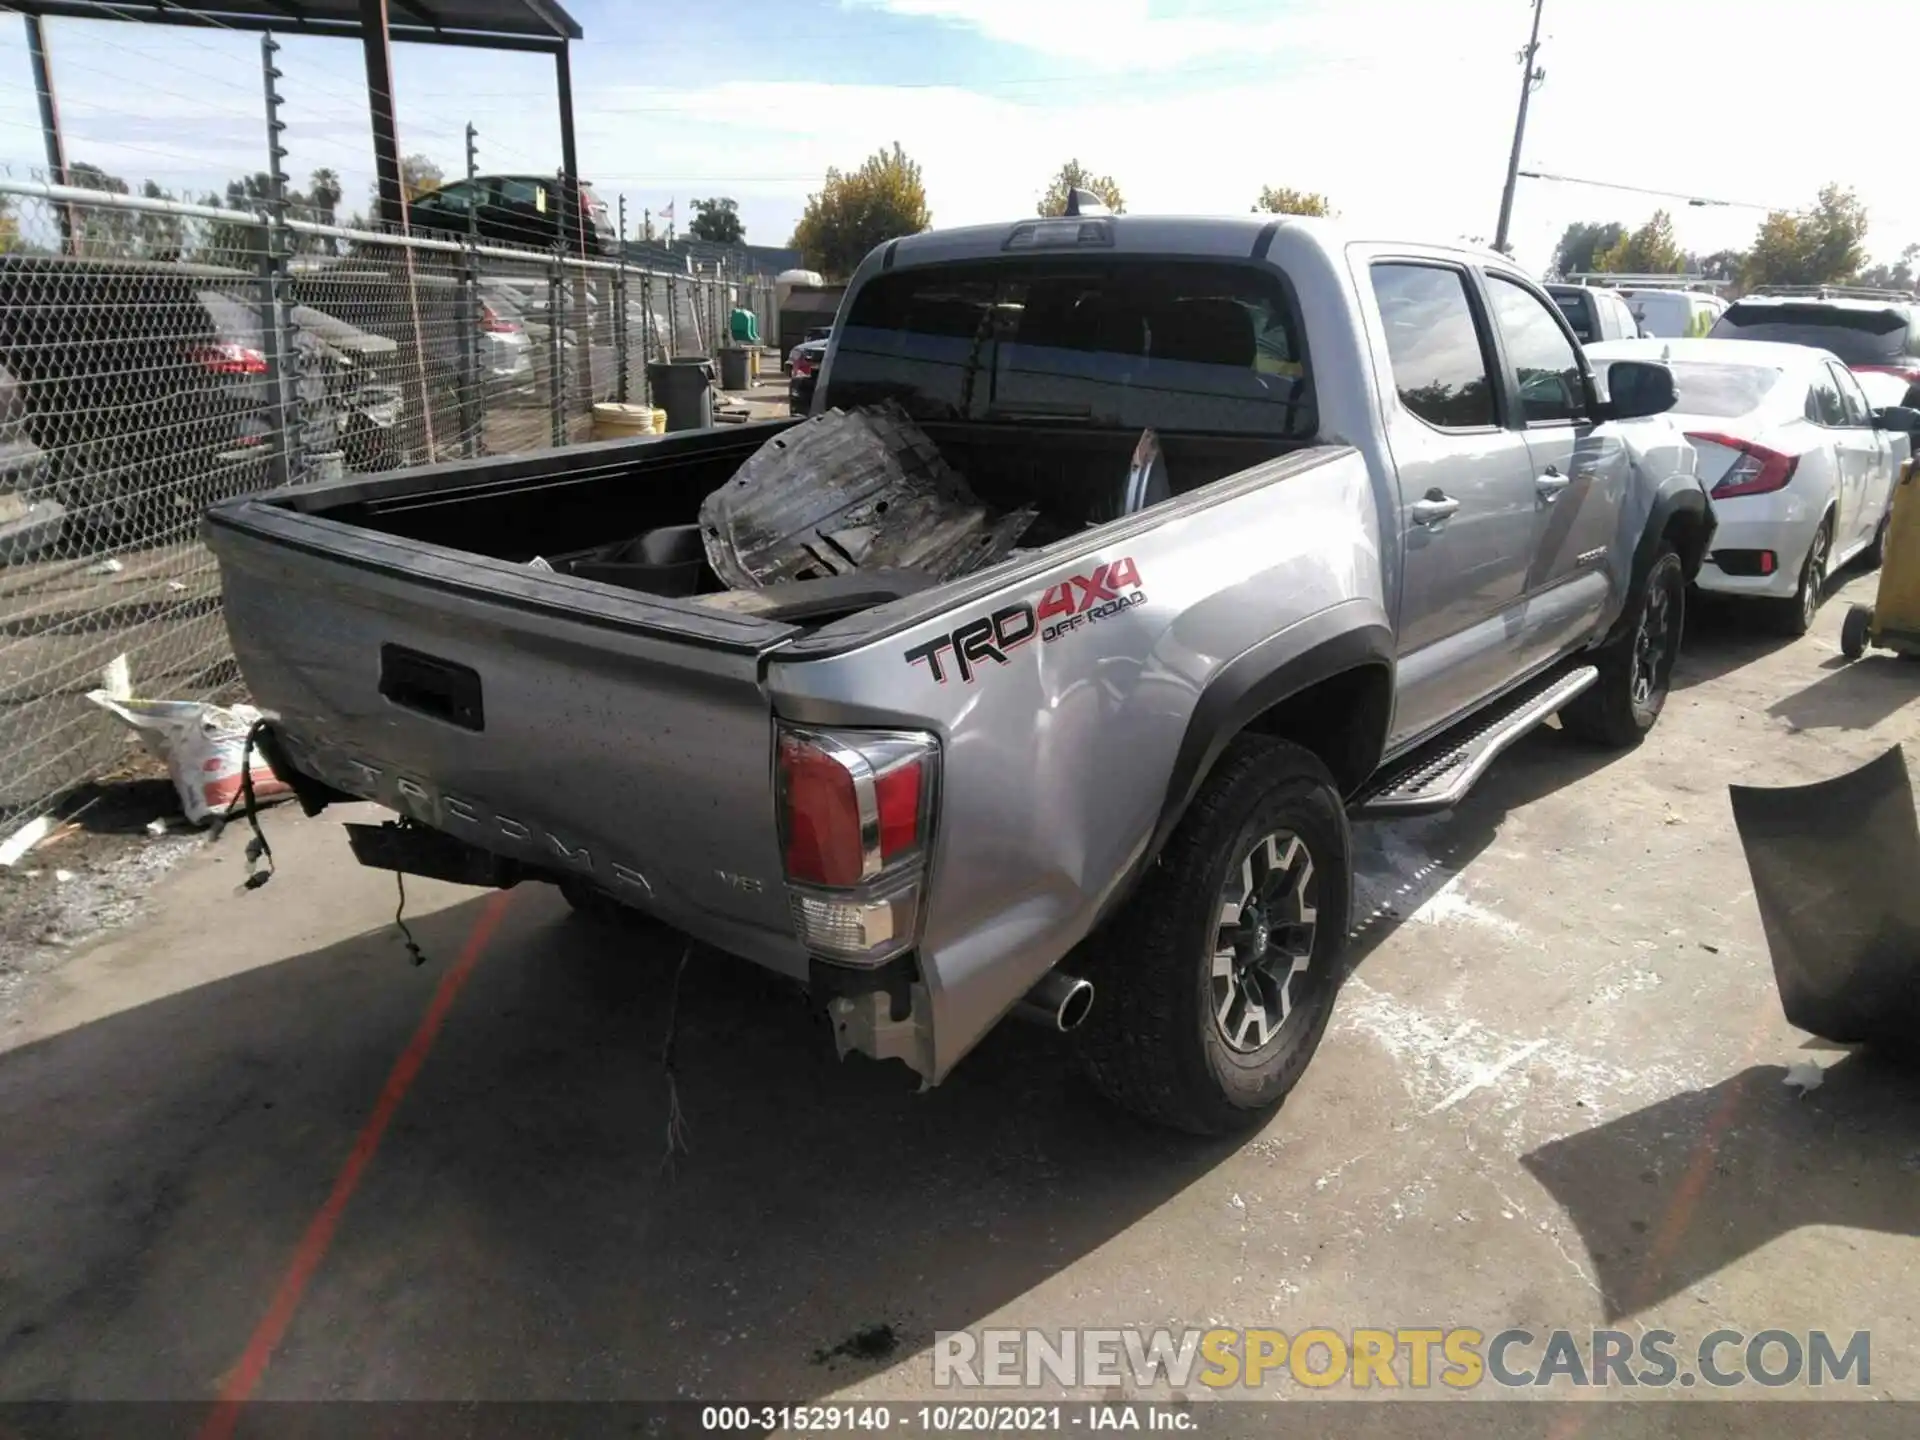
[205,213,1710,1134]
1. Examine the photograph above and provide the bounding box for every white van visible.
[1618,288,1728,339]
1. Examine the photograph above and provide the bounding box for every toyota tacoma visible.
[205,211,1709,1134]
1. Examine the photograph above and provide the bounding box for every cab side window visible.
[1487,274,1588,425]
[1370,263,1497,430]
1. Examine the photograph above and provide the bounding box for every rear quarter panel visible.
[768,447,1385,1079]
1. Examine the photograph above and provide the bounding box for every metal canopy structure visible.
[16,0,585,240]
[12,0,580,51]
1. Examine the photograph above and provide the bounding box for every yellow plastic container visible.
[590,403,666,441]
[1843,453,1920,658]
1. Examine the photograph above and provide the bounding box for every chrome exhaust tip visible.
[1015,970,1095,1033]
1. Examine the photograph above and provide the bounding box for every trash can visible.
[718,346,752,392]
[647,357,715,432]
[729,307,760,345]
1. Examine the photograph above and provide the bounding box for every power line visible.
[1518,169,1803,215]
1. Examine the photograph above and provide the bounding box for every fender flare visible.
[1615,483,1714,641]
[1148,606,1395,867]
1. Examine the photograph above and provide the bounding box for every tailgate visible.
[205,501,807,969]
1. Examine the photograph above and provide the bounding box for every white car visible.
[1590,337,1910,634]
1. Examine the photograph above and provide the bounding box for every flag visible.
[660,201,675,220]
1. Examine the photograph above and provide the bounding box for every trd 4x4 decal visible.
[904,558,1145,684]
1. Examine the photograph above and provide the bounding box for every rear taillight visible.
[481,303,521,335]
[1688,431,1800,498]
[793,353,816,378]
[777,726,938,965]
[192,341,267,375]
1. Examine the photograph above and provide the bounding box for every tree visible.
[1688,248,1747,283]
[688,197,745,245]
[1252,185,1331,217]
[790,142,932,279]
[401,154,444,202]
[305,168,342,228]
[1741,184,1869,290]
[1594,210,1684,274]
[135,179,184,260]
[0,192,18,255]
[1550,221,1626,279]
[1038,159,1125,217]
[1857,242,1918,294]
[65,162,136,254]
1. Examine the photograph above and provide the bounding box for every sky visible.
[1,0,1915,275]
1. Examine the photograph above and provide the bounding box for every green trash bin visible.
[729,307,760,345]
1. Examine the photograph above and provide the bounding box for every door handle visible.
[1410,491,1461,526]
[1536,466,1571,500]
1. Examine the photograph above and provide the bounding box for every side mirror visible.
[1870,405,1920,435]
[1603,359,1678,420]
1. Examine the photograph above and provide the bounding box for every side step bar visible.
[1353,665,1599,817]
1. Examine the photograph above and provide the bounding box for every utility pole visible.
[1493,0,1546,256]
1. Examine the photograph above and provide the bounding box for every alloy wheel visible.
[1632,574,1676,709]
[1802,525,1830,632]
[1211,830,1319,1053]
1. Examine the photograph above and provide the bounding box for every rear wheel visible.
[1560,545,1685,748]
[1771,516,1831,637]
[1074,737,1351,1136]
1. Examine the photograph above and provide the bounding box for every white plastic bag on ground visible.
[87,692,292,826]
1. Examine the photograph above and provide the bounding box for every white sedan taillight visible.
[776,725,939,965]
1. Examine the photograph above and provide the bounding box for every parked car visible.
[407,175,618,258]
[1708,289,1920,389]
[206,214,1707,1135]
[1618,287,1728,339]
[480,275,619,406]
[786,325,832,374]
[1547,283,1642,343]
[0,255,404,544]
[1589,337,1920,633]
[787,336,826,413]
[0,357,64,563]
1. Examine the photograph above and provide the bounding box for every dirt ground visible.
[0,564,1915,1427]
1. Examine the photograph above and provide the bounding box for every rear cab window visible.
[825,258,1314,437]
[1547,288,1597,344]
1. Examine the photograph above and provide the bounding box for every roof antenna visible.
[1064,187,1111,218]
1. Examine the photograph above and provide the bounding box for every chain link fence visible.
[0,178,778,827]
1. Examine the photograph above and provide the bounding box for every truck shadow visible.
[1518,1051,1920,1322]
[0,889,1233,1403]
[1346,726,1621,970]
[0,729,1644,1404]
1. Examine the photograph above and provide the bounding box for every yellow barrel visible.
[591,403,665,441]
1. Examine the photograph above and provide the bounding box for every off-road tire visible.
[1074,736,1351,1136]
[1560,545,1686,749]
[1769,515,1831,638]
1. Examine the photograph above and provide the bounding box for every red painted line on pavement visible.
[198,890,514,1440]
